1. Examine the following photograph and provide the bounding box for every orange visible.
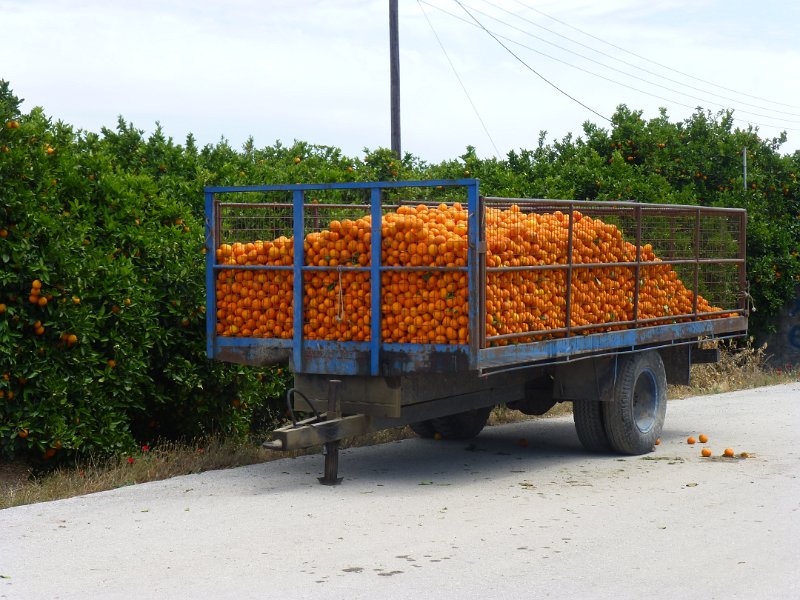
[687,436,696,445]
[698,434,708,443]
[701,448,712,457]
[723,448,734,457]
[215,205,730,343]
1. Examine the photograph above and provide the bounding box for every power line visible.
[433,4,699,111]
[452,0,611,124]
[420,1,799,133]
[417,0,502,157]
[459,0,800,124]
[508,0,800,111]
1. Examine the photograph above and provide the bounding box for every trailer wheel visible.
[572,399,611,452]
[430,406,493,440]
[408,421,437,438]
[603,351,667,455]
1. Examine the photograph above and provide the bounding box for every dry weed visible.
[671,337,796,397]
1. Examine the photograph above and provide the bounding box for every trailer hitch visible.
[262,380,373,482]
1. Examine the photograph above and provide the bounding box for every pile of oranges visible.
[214,203,727,344]
[483,206,723,344]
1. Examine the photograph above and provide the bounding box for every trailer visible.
[204,179,748,484]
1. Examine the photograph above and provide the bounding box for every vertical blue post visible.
[292,190,305,373]
[204,190,216,360]
[369,187,383,376]
[467,180,480,369]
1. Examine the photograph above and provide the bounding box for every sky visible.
[2,0,799,163]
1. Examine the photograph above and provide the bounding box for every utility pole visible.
[742,147,747,193]
[389,0,401,158]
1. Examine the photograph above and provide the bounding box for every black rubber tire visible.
[408,420,437,438]
[573,399,611,452]
[602,351,667,455]
[429,406,493,440]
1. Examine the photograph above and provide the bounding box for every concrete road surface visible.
[2,383,799,599]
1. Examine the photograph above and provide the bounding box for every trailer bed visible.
[205,179,747,376]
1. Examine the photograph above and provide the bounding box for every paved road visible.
[2,383,799,599]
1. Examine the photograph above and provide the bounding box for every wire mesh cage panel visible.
[380,202,470,345]
[481,198,745,349]
[208,182,476,352]
[302,202,372,342]
[214,199,294,339]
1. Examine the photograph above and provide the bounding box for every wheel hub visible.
[632,370,658,433]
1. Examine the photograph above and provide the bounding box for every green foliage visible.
[1,80,797,462]
[0,84,289,462]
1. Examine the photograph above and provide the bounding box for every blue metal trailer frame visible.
[205,179,747,377]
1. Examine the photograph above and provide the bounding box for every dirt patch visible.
[0,460,32,493]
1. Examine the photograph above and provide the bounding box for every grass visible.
[1,340,797,509]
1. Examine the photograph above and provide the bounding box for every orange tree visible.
[0,82,293,461]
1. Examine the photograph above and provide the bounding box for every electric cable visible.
[420,1,799,132]
[469,0,800,122]
[452,0,611,123]
[509,0,800,111]
[418,0,503,157]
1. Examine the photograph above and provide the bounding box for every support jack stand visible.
[318,379,343,485]
[319,441,342,485]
